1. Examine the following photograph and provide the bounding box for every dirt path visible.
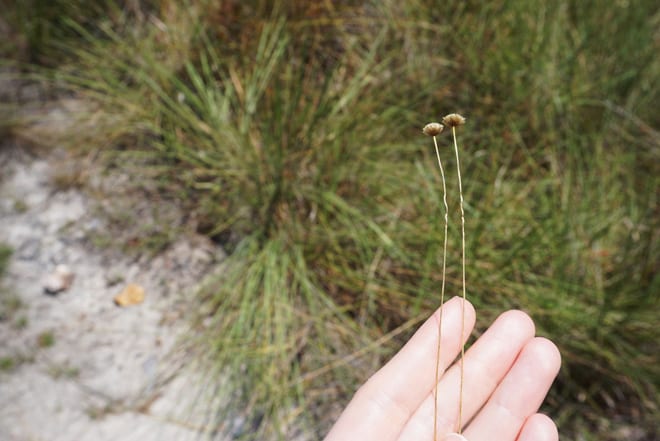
[0,145,229,440]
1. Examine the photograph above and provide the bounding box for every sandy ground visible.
[0,146,232,440]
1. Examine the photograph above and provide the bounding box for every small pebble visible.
[43,264,75,295]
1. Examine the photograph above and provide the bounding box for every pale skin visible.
[325,296,561,441]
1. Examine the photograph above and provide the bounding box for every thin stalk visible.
[431,134,449,441]
[451,125,467,434]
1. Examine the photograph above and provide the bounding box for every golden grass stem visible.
[431,134,449,441]
[450,125,467,434]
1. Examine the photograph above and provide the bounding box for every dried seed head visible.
[423,122,444,136]
[442,113,466,127]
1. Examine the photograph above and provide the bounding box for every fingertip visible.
[518,413,558,441]
[528,337,562,376]
[439,295,475,313]
[494,309,536,339]
[454,295,476,328]
[461,296,476,322]
[434,296,476,331]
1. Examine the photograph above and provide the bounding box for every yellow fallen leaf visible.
[114,283,145,307]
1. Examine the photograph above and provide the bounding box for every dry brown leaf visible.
[114,283,145,307]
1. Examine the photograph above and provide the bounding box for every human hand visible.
[324,296,561,441]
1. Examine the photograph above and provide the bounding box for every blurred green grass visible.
[0,244,11,279]
[1,0,658,439]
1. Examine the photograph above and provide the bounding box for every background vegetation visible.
[2,0,658,440]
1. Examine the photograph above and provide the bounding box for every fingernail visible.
[442,434,468,441]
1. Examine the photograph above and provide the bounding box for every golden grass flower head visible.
[442,113,466,128]
[423,122,444,136]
